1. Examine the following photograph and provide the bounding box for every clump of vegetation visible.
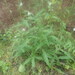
[0,44,9,74]
[0,0,75,75]
[7,8,75,74]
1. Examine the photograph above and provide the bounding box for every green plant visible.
[8,8,75,74]
[0,0,74,75]
[0,61,9,74]
[0,44,9,74]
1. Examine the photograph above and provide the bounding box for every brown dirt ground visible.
[0,0,75,32]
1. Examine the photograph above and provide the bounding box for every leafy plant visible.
[0,0,74,75]
[0,61,9,74]
[8,8,75,74]
[0,44,9,74]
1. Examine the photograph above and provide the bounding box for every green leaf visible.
[42,50,50,68]
[23,58,31,65]
[59,56,71,60]
[18,64,25,72]
[60,50,74,61]
[31,57,35,68]
[35,56,43,60]
[54,68,64,74]
[65,65,70,70]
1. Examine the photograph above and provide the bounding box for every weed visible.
[8,9,75,74]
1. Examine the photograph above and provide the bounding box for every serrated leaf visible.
[35,56,43,60]
[60,50,74,61]
[24,58,31,65]
[42,50,50,68]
